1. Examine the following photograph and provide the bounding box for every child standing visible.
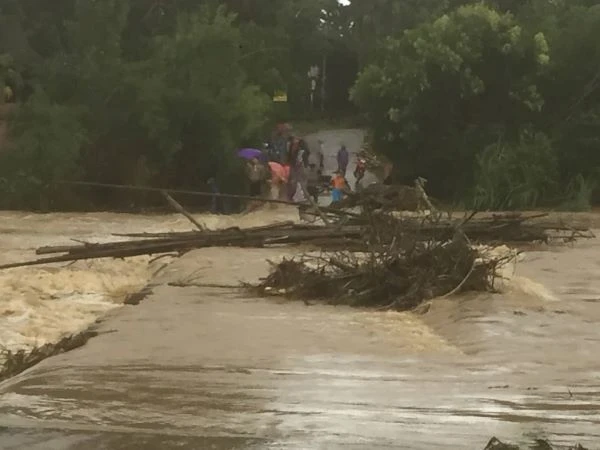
[331,170,346,203]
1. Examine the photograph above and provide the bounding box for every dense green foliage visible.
[352,0,600,208]
[0,0,598,210]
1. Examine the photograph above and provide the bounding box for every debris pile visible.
[333,182,431,211]
[256,234,503,310]
[483,436,588,450]
[254,211,516,311]
[250,207,593,311]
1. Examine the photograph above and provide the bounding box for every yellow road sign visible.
[273,90,288,102]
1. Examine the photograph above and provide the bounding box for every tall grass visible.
[471,131,558,210]
[558,174,596,211]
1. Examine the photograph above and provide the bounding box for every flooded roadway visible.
[0,210,599,449]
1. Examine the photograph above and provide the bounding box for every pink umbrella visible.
[269,161,289,183]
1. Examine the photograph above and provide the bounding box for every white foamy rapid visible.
[475,244,560,302]
[0,208,301,356]
[0,257,155,352]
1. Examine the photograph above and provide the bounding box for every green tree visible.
[135,5,271,188]
[524,1,600,202]
[345,0,457,67]
[352,4,550,203]
[0,89,87,209]
[0,1,271,209]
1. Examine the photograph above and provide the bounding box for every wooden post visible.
[161,190,206,231]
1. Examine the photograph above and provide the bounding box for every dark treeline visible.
[0,0,599,211]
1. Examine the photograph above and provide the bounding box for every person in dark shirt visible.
[337,145,349,176]
[207,178,220,213]
[298,139,310,168]
[246,158,267,197]
[287,136,299,165]
[316,140,325,171]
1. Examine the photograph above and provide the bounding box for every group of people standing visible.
[245,135,322,207]
[207,128,372,214]
[244,132,368,209]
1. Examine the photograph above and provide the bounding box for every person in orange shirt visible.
[331,170,346,203]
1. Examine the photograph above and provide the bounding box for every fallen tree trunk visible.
[109,220,297,239]
[36,221,301,255]
[5,225,363,270]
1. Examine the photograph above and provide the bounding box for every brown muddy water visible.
[0,207,598,449]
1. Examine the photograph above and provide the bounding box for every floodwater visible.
[0,209,301,355]
[0,129,599,449]
[0,208,597,449]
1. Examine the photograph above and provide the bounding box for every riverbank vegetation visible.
[0,0,599,210]
[0,330,98,382]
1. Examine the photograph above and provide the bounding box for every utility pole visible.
[321,53,327,113]
[308,65,319,111]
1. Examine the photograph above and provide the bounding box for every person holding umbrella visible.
[238,147,268,195]
[268,161,289,201]
[238,147,267,162]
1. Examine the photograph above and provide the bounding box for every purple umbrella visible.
[238,148,266,161]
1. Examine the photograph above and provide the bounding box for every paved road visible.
[303,129,379,194]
